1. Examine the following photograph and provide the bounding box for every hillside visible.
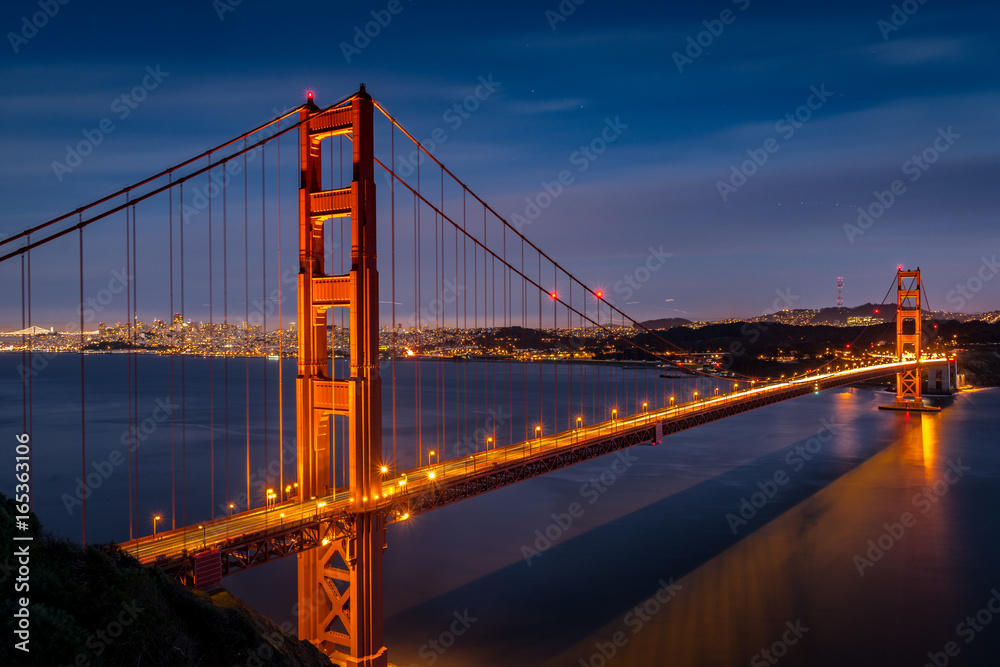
[1,493,333,667]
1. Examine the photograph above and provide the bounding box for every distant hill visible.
[639,317,692,330]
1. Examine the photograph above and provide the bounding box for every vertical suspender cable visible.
[390,124,397,471]
[208,157,215,518]
[180,183,187,527]
[79,223,86,546]
[244,142,250,508]
[169,177,175,529]
[224,160,230,506]
[132,203,139,536]
[277,138,284,497]
[125,194,133,540]
[262,143,268,492]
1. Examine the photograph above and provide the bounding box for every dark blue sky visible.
[2,0,998,323]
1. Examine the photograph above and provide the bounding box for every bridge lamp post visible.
[669,396,675,408]
[153,515,161,537]
[428,450,438,466]
[642,401,648,412]
[228,503,235,519]
[198,525,206,548]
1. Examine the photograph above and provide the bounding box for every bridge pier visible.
[296,86,387,666]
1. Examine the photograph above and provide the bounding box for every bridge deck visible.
[120,359,944,584]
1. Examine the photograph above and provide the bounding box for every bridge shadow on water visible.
[384,399,998,667]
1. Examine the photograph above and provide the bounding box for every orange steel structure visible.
[893,268,923,409]
[296,86,387,666]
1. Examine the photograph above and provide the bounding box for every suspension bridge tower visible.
[880,267,935,412]
[296,86,388,666]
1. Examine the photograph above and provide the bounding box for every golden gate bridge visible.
[0,86,954,666]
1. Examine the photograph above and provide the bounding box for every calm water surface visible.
[2,353,998,666]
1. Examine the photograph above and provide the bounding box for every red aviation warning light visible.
[550,292,557,299]
[594,290,603,299]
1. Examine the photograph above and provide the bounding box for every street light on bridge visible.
[428,450,438,466]
[153,515,161,537]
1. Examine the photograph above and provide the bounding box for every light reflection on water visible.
[380,388,999,667]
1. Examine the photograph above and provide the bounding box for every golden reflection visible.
[546,412,960,667]
[920,411,938,485]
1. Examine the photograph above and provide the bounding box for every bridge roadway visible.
[120,358,942,584]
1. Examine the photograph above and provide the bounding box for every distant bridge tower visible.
[296,86,387,666]
[836,276,844,307]
[891,267,923,409]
